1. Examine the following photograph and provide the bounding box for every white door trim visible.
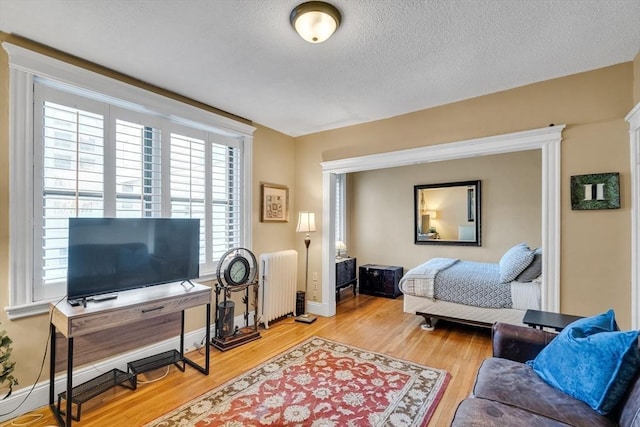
[626,102,640,329]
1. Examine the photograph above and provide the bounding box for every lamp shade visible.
[290,1,341,43]
[296,211,316,233]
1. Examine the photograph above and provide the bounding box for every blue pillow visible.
[527,310,640,415]
[565,309,619,335]
[499,243,535,283]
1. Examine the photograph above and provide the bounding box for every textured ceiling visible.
[0,0,639,137]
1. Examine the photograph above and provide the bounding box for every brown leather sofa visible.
[451,323,640,426]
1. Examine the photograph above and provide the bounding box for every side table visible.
[336,257,357,301]
[523,309,583,332]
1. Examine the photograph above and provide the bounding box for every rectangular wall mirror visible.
[414,180,481,246]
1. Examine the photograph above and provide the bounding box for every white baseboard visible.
[0,311,255,422]
[307,300,331,317]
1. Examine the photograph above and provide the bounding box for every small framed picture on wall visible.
[260,183,289,222]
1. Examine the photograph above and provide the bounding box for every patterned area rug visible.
[147,336,450,427]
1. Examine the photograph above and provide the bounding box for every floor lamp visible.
[295,211,317,324]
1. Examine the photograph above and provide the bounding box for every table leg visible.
[183,305,210,375]
[49,324,56,406]
[180,310,185,359]
[66,337,73,426]
[205,303,210,374]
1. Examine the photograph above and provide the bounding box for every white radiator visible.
[258,250,298,329]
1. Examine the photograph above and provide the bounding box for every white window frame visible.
[4,42,255,319]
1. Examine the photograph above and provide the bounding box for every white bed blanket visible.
[398,257,458,300]
[511,280,541,310]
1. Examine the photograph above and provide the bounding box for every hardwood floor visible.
[7,291,492,426]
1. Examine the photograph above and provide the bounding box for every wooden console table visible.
[49,282,212,426]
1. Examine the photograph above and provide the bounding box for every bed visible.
[400,243,542,330]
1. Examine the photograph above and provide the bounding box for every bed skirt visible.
[403,294,526,329]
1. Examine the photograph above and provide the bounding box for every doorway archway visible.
[317,125,564,318]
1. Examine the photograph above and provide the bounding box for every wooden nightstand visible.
[336,257,357,301]
[359,264,403,298]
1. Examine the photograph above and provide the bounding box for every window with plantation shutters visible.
[7,47,254,317]
[13,76,251,311]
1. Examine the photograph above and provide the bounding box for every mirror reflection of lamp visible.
[336,240,347,258]
[421,210,438,235]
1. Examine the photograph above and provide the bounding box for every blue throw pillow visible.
[499,243,535,283]
[565,309,619,335]
[528,310,640,415]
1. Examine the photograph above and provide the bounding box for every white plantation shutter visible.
[211,140,241,261]
[170,133,207,264]
[34,98,106,299]
[169,133,242,271]
[115,119,162,218]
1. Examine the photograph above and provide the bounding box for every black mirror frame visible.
[414,180,481,246]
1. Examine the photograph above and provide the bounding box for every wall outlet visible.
[312,272,318,281]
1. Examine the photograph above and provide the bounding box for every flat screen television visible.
[67,217,200,302]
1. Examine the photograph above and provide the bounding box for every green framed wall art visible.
[570,172,620,210]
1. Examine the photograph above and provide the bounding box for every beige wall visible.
[296,63,634,327]
[634,50,640,105]
[252,125,297,257]
[351,151,541,270]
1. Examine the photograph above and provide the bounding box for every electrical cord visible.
[0,413,43,427]
[0,295,66,419]
[135,366,171,384]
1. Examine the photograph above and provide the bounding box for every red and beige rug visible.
[146,336,450,427]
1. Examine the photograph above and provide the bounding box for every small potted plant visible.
[0,328,18,399]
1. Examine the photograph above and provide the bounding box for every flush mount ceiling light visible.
[290,1,342,43]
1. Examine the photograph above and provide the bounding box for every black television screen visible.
[67,218,200,301]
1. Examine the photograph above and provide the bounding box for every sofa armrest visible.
[491,322,557,363]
